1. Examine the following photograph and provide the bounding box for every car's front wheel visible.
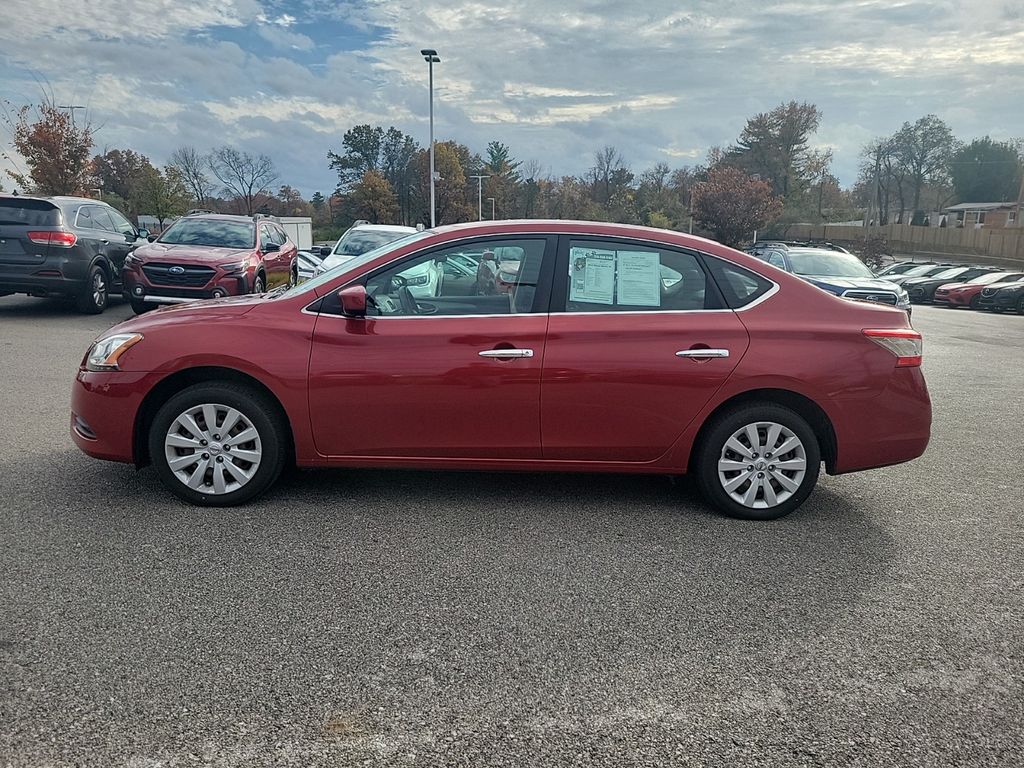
[148,382,287,506]
[693,403,821,520]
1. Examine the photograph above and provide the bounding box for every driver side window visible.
[365,239,547,317]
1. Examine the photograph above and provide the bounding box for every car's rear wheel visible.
[76,265,108,314]
[693,403,821,520]
[1017,297,1024,315]
[148,383,287,506]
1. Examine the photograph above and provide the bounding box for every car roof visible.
[349,224,418,233]
[181,213,257,223]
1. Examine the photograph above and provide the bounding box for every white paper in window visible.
[616,250,661,307]
[568,247,615,305]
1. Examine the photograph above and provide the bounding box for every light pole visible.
[420,49,440,228]
[57,105,86,126]
[487,197,496,220]
[469,174,490,221]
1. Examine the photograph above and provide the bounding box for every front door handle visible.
[479,348,534,359]
[676,348,730,359]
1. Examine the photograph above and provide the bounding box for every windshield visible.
[279,230,432,298]
[158,218,255,249]
[334,229,414,257]
[931,267,967,279]
[971,272,1015,285]
[786,250,874,278]
[903,264,940,277]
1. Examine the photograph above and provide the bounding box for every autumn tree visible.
[949,137,1022,203]
[351,171,399,222]
[3,99,93,195]
[208,146,278,215]
[412,141,474,225]
[691,166,783,247]
[169,146,214,207]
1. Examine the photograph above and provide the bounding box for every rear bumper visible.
[0,268,84,298]
[830,366,931,474]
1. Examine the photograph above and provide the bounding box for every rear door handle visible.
[676,348,729,358]
[479,348,534,359]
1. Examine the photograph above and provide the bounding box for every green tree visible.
[91,148,158,219]
[692,166,783,247]
[949,137,1022,203]
[3,98,93,195]
[893,115,956,214]
[136,165,190,229]
[728,101,822,198]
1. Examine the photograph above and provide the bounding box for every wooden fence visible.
[779,223,1024,267]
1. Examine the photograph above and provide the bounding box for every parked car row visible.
[880,261,1024,313]
[0,195,300,314]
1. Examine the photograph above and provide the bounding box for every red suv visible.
[121,213,296,314]
[72,221,931,520]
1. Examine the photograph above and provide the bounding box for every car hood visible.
[935,281,974,291]
[801,276,903,292]
[903,274,963,287]
[104,293,264,337]
[133,242,253,264]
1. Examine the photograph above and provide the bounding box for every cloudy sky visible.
[1,0,1021,196]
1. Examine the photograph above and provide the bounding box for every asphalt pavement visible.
[1,295,1022,767]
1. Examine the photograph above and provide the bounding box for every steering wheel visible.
[398,286,419,314]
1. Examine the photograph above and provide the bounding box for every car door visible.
[540,236,751,463]
[307,236,555,459]
[103,206,142,287]
[73,204,117,272]
[270,224,295,288]
[258,224,287,288]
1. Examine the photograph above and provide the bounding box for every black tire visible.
[75,264,108,314]
[1017,297,1024,316]
[148,382,288,506]
[969,295,981,310]
[251,274,265,294]
[129,298,158,315]
[693,402,821,521]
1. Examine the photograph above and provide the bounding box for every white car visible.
[314,223,418,277]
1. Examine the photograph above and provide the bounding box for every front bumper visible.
[70,368,160,463]
[122,264,250,303]
[977,294,1018,309]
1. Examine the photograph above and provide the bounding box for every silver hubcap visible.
[93,273,106,305]
[164,403,262,495]
[718,421,807,509]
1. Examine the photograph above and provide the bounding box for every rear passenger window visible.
[705,257,775,308]
[564,239,712,312]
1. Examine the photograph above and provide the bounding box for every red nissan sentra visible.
[71,221,931,520]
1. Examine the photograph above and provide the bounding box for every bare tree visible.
[207,146,278,215]
[169,146,213,207]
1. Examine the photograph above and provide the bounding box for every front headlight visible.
[404,274,429,286]
[86,333,144,372]
[219,261,247,274]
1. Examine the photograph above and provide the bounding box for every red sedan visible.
[71,221,931,520]
[933,271,1024,308]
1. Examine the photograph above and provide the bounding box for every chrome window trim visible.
[302,230,781,317]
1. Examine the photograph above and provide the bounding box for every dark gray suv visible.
[0,195,149,313]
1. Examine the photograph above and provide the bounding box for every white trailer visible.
[277,217,313,250]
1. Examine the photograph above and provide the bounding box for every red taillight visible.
[863,328,923,367]
[27,230,77,247]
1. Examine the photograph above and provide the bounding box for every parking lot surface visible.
[1,296,1022,767]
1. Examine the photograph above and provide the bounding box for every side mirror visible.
[318,246,333,257]
[263,242,280,253]
[338,285,368,317]
[147,234,157,242]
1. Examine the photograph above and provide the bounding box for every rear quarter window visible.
[704,256,775,308]
[0,199,61,227]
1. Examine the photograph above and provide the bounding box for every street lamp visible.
[487,197,496,220]
[469,175,490,221]
[57,105,86,126]
[420,48,441,228]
